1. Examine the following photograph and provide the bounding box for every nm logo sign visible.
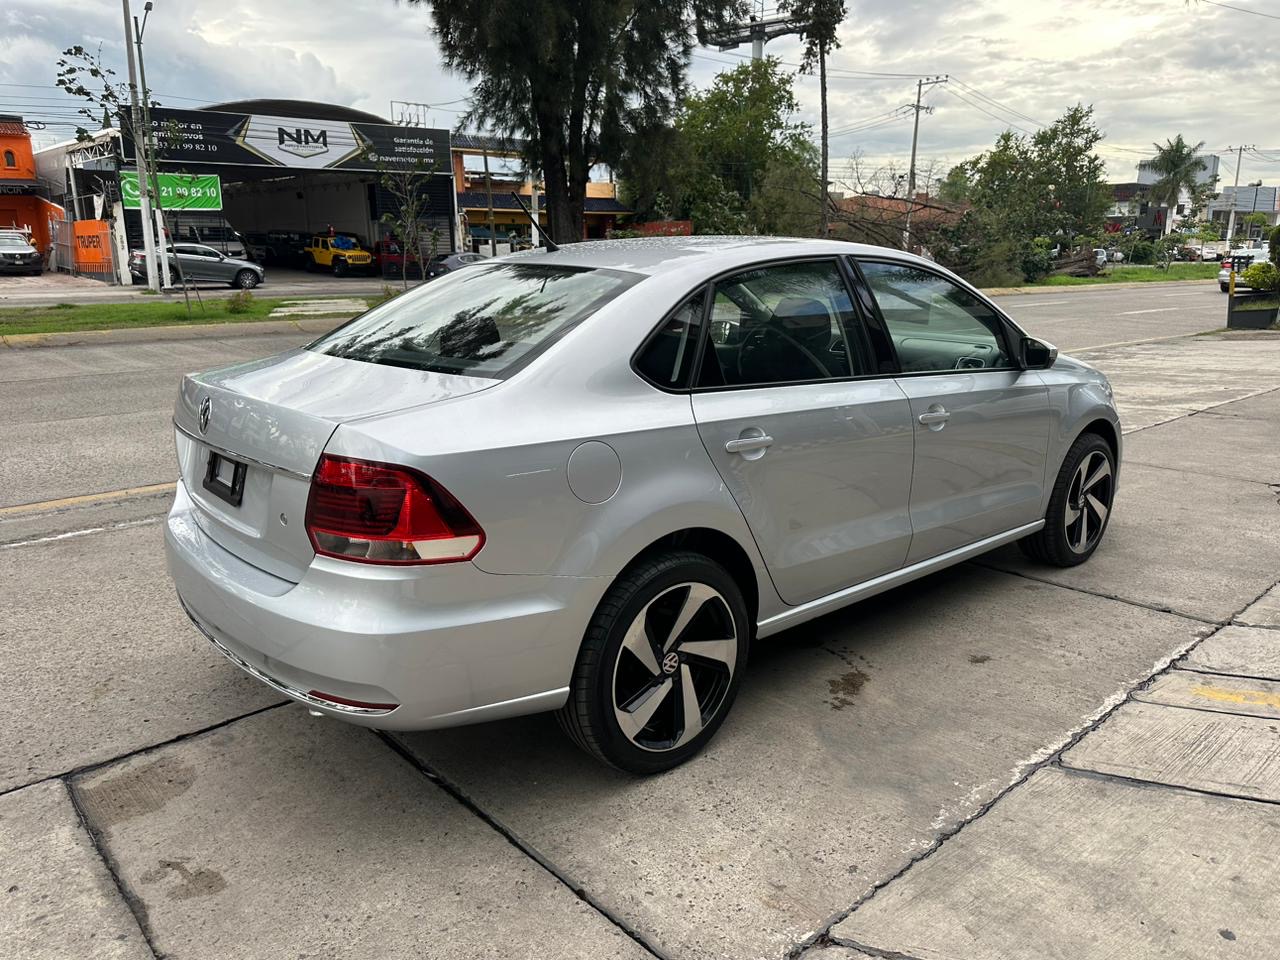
[237,114,361,169]
[277,126,329,159]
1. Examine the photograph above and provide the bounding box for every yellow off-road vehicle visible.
[304,234,374,276]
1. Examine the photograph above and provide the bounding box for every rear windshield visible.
[309,262,640,378]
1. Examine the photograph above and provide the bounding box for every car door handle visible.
[917,410,951,425]
[725,435,774,454]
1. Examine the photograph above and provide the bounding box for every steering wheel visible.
[736,324,833,383]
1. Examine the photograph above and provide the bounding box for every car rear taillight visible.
[304,455,484,565]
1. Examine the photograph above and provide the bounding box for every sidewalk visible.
[826,390,1280,958]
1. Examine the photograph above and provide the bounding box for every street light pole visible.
[121,0,158,292]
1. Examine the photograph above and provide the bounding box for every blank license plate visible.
[202,451,247,507]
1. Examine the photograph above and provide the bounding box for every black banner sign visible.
[127,107,451,174]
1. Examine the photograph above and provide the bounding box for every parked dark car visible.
[425,251,486,280]
[0,234,43,275]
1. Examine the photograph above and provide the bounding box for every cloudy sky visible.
[3,0,1279,188]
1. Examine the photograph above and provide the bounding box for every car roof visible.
[504,235,932,277]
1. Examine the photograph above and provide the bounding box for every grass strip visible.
[0,296,367,336]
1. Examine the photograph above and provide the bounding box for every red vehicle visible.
[371,239,423,278]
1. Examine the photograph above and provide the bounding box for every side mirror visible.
[1022,336,1058,370]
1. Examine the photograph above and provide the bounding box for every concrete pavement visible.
[2,281,1278,959]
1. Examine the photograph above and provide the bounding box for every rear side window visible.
[635,291,706,388]
[696,260,867,388]
[310,263,640,378]
[859,261,1012,373]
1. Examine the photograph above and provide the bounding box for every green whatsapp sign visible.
[120,171,223,210]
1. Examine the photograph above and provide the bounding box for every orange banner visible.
[72,219,112,268]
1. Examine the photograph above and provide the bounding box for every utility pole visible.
[121,0,158,292]
[481,149,496,257]
[527,172,542,248]
[132,2,171,290]
[904,75,947,250]
[1224,144,1251,242]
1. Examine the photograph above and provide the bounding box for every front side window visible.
[697,260,866,388]
[859,261,1012,373]
[311,263,639,378]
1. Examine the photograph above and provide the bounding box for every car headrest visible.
[773,297,833,347]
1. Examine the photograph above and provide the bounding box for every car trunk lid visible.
[174,349,496,582]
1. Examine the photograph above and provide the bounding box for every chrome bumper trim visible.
[181,602,396,717]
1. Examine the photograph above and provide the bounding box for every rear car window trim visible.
[308,263,643,381]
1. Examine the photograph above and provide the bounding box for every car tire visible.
[557,551,750,774]
[1220,282,1230,293]
[333,258,348,277]
[1019,432,1116,568]
[233,269,259,290]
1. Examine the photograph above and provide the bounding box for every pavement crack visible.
[1054,762,1280,809]
[0,700,290,801]
[818,933,929,960]
[64,778,164,959]
[968,560,1221,625]
[375,730,670,960]
[1118,459,1272,487]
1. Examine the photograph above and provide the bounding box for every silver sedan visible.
[165,237,1120,773]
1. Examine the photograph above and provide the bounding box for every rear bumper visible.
[165,480,609,730]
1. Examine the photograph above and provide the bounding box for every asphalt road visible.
[4,280,1279,960]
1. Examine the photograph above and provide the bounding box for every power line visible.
[942,87,1037,136]
[948,78,1045,128]
[1196,0,1280,20]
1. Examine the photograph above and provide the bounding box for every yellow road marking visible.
[1192,684,1280,711]
[0,482,177,518]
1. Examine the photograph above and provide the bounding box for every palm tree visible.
[1147,135,1207,236]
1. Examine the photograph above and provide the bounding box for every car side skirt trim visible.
[755,520,1045,639]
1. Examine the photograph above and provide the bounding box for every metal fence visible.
[51,217,118,283]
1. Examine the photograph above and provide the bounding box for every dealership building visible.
[33,98,629,284]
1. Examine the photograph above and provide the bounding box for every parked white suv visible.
[1219,248,1270,292]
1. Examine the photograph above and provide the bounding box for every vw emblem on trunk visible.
[198,397,212,435]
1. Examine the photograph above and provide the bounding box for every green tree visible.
[779,0,846,235]
[618,58,814,235]
[751,140,822,236]
[1242,211,1272,240]
[1147,135,1207,236]
[937,165,971,204]
[679,58,811,206]
[938,105,1110,283]
[415,0,744,244]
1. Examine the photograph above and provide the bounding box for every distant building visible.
[0,115,65,257]
[1205,184,1279,239]
[1109,152,1223,236]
